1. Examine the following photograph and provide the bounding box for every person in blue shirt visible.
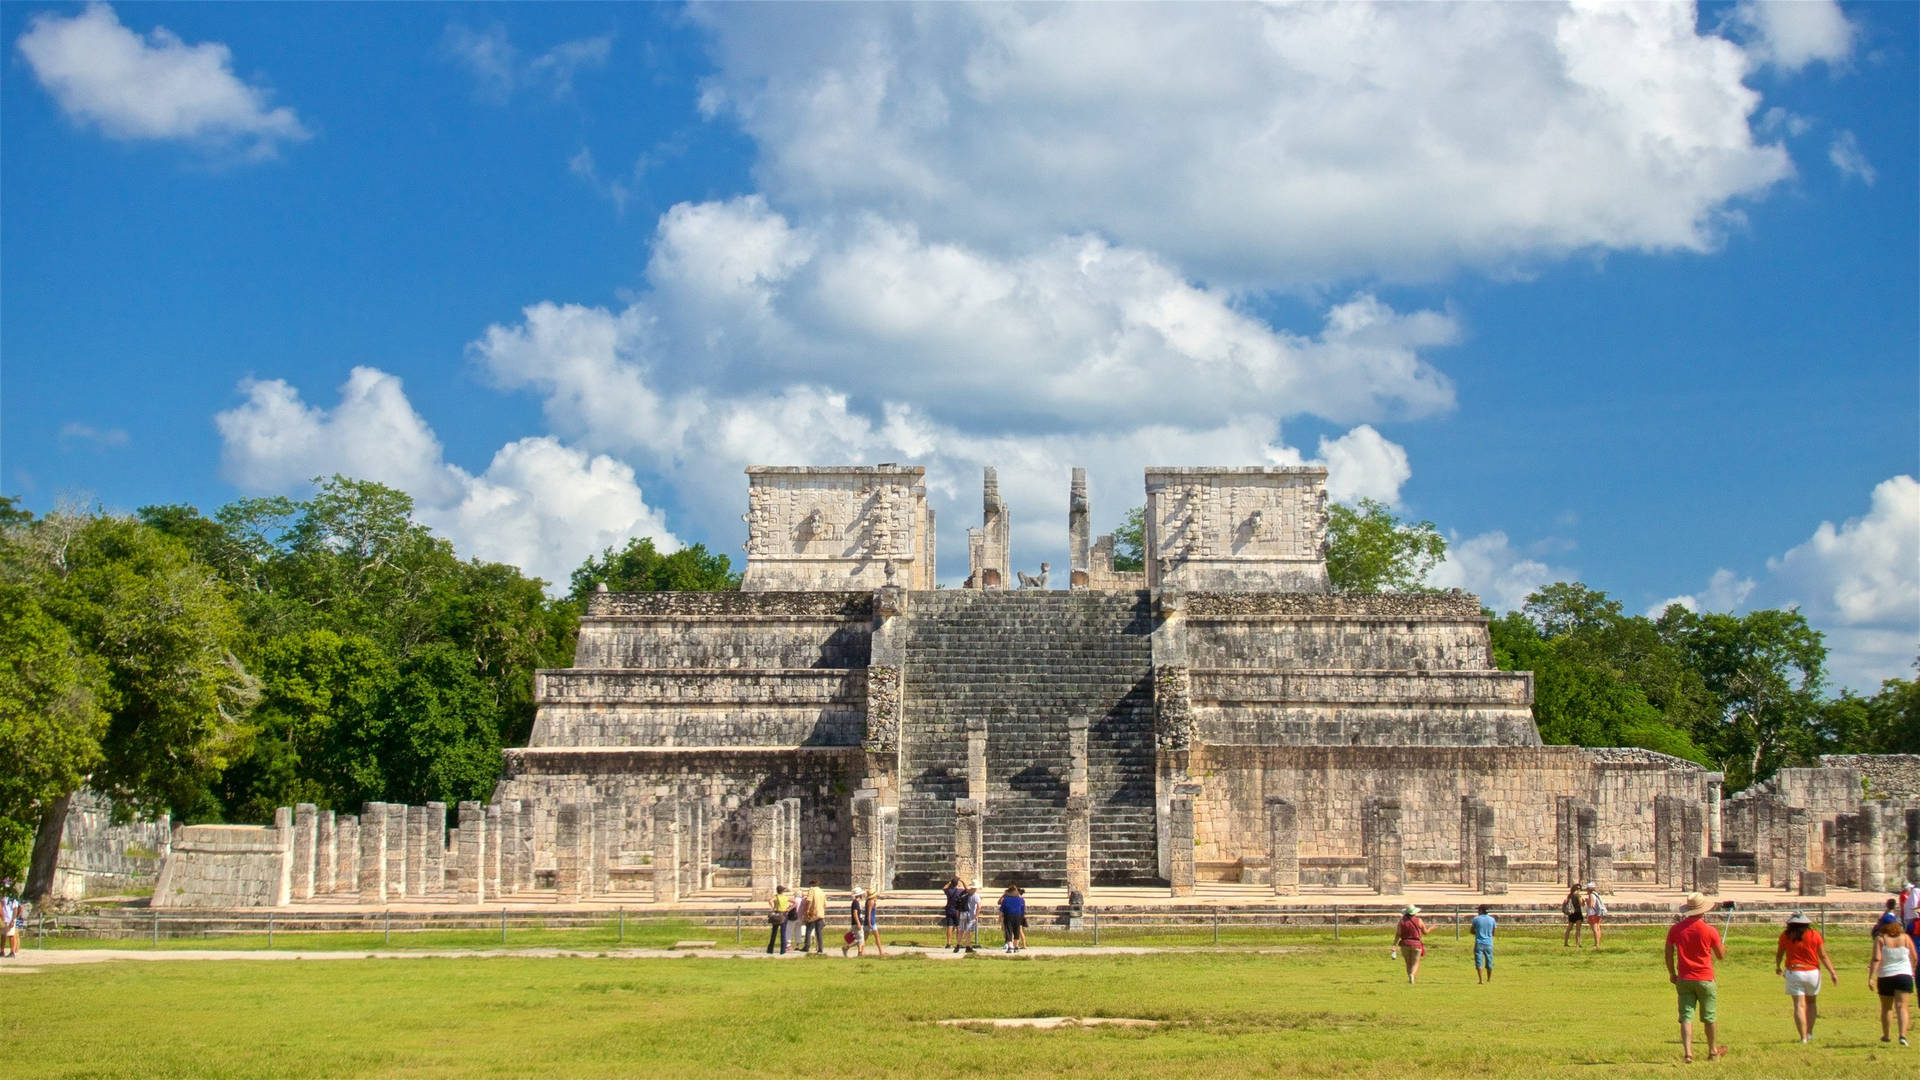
[1471,904,1497,984]
[1000,885,1027,952]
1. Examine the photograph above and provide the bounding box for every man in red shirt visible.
[1665,892,1729,1063]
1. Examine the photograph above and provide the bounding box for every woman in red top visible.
[1395,905,1430,984]
[1774,910,1839,1043]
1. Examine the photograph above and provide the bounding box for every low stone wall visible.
[586,591,874,619]
[51,789,171,900]
[152,822,292,908]
[529,668,867,747]
[572,618,872,669]
[1823,755,1920,800]
[1182,619,1494,672]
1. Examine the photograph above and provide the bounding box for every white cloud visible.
[1731,0,1856,71]
[1646,567,1758,618]
[56,422,129,449]
[443,23,610,103]
[1318,425,1411,506]
[1829,130,1877,185]
[569,147,632,215]
[213,367,677,587]
[1427,530,1572,614]
[694,2,1793,287]
[16,3,307,158]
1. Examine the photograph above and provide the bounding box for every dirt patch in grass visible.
[937,1017,1161,1029]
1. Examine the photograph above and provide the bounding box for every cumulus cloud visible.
[443,23,610,103]
[1829,130,1876,185]
[1730,0,1856,71]
[213,367,677,587]
[1646,567,1759,618]
[1427,530,1572,615]
[16,2,307,158]
[694,2,1793,287]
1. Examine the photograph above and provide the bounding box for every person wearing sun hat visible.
[1665,891,1728,1063]
[1775,910,1839,1043]
[1395,904,1431,984]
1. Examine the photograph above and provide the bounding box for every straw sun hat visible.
[1679,892,1716,917]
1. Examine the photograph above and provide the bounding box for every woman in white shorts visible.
[1774,910,1839,1042]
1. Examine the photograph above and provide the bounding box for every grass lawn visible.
[7,926,1914,1078]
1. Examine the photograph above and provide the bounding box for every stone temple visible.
[150,464,1920,907]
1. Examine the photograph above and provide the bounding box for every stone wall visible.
[1189,744,1703,868]
[50,789,171,900]
[529,669,866,747]
[1823,755,1920,800]
[152,822,292,908]
[740,465,935,591]
[1143,467,1330,592]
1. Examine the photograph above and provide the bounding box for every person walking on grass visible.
[942,877,963,949]
[1871,916,1916,1045]
[1562,883,1586,947]
[1470,905,1496,984]
[803,880,828,954]
[766,884,792,955]
[1583,882,1607,948]
[1395,905,1430,984]
[1774,910,1839,1043]
[1666,891,1728,1064]
[1000,884,1026,953]
[961,882,981,954]
[1879,898,1901,936]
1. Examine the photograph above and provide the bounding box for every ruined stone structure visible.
[152,465,1912,906]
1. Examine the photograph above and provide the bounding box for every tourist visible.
[1903,882,1920,938]
[1470,904,1495,984]
[803,879,828,954]
[942,877,964,949]
[1871,916,1916,1045]
[1561,883,1586,947]
[1881,898,1902,936]
[1774,910,1838,1043]
[857,889,884,957]
[1665,891,1728,1063]
[0,890,18,959]
[1012,886,1029,950]
[766,884,792,954]
[1583,881,1606,948]
[1395,905,1429,984]
[961,882,981,954]
[1000,885,1026,953]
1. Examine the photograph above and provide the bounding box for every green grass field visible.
[7,926,1915,1078]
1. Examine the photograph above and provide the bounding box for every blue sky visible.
[3,1,1915,692]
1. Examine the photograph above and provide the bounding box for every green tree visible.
[1110,506,1146,573]
[1325,498,1446,593]
[568,537,739,602]
[1823,665,1920,754]
[1656,605,1828,790]
[0,584,109,885]
[1488,608,1707,763]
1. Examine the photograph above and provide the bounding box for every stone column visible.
[1484,853,1509,895]
[1752,797,1775,887]
[1574,806,1596,887]
[749,804,778,902]
[652,797,680,904]
[497,801,519,898]
[1863,802,1888,893]
[1267,796,1299,896]
[1378,799,1406,895]
[554,804,583,903]
[1590,843,1614,892]
[782,797,803,888]
[1834,814,1856,889]
[1799,871,1828,896]
[850,789,882,896]
[767,800,789,893]
[336,814,359,896]
[1652,796,1670,886]
[1555,797,1574,885]
[966,718,988,803]
[1683,804,1705,890]
[1694,856,1721,896]
[880,806,899,891]
[292,803,317,901]
[1772,801,1794,890]
[1459,797,1480,887]
[384,803,408,898]
[359,803,388,903]
[1907,808,1920,886]
[676,792,701,897]
[955,798,985,886]
[1785,808,1810,893]
[1064,795,1092,896]
[519,801,538,891]
[1167,790,1197,897]
[486,803,504,899]
[424,802,447,893]
[1705,774,1725,854]
[578,799,598,900]
[1475,804,1497,893]
[405,805,427,897]
[456,801,486,904]
[271,806,295,906]
[316,810,336,896]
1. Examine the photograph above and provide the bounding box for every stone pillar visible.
[1785,808,1809,893]
[1459,797,1480,887]
[1555,797,1574,885]
[850,789,882,895]
[783,796,803,888]
[578,799,598,900]
[1484,853,1509,895]
[1474,804,1497,893]
[1167,790,1197,897]
[359,802,388,903]
[955,798,985,885]
[677,792,702,897]
[966,719,989,803]
[598,801,620,896]
[1067,716,1090,799]
[880,805,899,891]
[519,801,538,891]
[1753,797,1775,887]
[424,802,447,893]
[1065,795,1092,896]
[1267,796,1299,896]
[292,803,317,901]
[496,801,518,898]
[270,807,295,906]
[485,803,503,899]
[1863,802,1888,893]
[405,805,427,897]
[384,803,408,898]
[1067,467,1092,588]
[1367,798,1405,895]
[1575,806,1596,887]
[1683,804,1705,890]
[698,794,716,891]
[316,810,336,896]
[456,801,486,904]
[1705,774,1725,854]
[1694,856,1721,896]
[336,814,359,896]
[1800,871,1828,896]
[554,804,583,903]
[1907,808,1920,886]
[1772,800,1795,889]
[1652,796,1670,886]
[1834,814,1857,889]
[749,804,778,902]
[1590,843,1614,892]
[652,797,680,904]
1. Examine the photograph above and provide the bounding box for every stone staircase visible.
[894,590,1159,887]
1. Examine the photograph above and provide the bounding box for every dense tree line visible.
[0,478,737,896]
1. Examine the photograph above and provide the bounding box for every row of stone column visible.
[749,797,803,902]
[1823,805,1891,893]
[1652,794,1711,889]
[1457,796,1508,895]
[279,798,552,906]
[1555,797,1612,888]
[649,789,713,904]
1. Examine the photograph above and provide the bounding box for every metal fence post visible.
[618,906,625,945]
[502,907,509,945]
[1212,909,1219,945]
[37,910,45,949]
[1333,909,1340,941]
[151,909,159,947]
[383,908,391,946]
[268,913,275,949]
[1092,911,1100,947]
[1454,906,1460,940]
[735,909,742,946]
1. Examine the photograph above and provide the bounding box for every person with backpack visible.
[765,885,792,955]
[1562,883,1586,947]
[1583,882,1607,948]
[942,877,964,950]
[1395,905,1430,984]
